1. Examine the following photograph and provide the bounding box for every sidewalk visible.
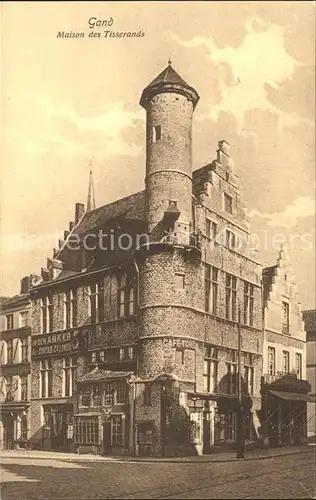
[1,443,315,464]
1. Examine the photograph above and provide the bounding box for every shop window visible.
[111,415,123,446]
[190,412,202,445]
[74,417,99,445]
[225,412,236,441]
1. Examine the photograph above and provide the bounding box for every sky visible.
[1,1,315,309]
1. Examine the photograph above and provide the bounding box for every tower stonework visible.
[140,63,199,242]
[135,64,203,456]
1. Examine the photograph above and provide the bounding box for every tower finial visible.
[168,54,172,66]
[87,161,96,212]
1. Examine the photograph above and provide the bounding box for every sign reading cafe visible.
[32,329,90,357]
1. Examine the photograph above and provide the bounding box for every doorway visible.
[102,420,112,455]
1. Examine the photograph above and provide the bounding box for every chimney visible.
[64,230,70,240]
[20,276,31,294]
[218,140,230,156]
[58,239,65,249]
[20,274,42,294]
[75,203,85,224]
[69,221,75,231]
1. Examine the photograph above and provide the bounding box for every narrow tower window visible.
[153,125,161,142]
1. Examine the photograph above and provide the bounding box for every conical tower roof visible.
[148,64,190,87]
[140,61,199,110]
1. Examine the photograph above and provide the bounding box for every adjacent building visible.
[302,309,316,440]
[0,285,32,450]
[261,248,312,447]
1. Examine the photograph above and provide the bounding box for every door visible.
[102,421,112,455]
[203,410,215,454]
[4,414,14,449]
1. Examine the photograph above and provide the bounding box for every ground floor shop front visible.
[262,389,315,447]
[0,403,30,450]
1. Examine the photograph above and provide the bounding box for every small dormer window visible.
[153,125,161,142]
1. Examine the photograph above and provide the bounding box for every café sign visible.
[32,329,91,358]
[162,337,196,350]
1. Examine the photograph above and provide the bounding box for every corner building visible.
[29,63,263,456]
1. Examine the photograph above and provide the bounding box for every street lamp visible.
[236,304,245,459]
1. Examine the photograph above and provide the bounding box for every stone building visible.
[28,62,264,456]
[261,247,312,447]
[302,309,316,440]
[0,282,33,450]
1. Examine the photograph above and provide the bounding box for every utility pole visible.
[236,304,245,458]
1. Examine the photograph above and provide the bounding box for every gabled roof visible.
[0,294,30,309]
[69,190,145,237]
[78,368,133,384]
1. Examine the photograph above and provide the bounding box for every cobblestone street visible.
[1,449,315,499]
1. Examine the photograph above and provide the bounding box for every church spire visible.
[87,165,96,212]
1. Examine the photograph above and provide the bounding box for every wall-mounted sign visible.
[32,329,91,358]
[162,337,196,350]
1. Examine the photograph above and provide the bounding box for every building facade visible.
[302,309,316,440]
[0,286,32,450]
[261,248,311,447]
[25,63,266,457]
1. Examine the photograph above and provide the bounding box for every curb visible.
[1,447,314,465]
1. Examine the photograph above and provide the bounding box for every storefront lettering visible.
[162,338,195,350]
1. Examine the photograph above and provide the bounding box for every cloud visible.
[248,196,315,228]
[171,16,308,130]
[5,95,145,159]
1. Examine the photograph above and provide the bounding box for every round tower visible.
[135,64,203,457]
[140,61,199,242]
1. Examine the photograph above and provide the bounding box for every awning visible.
[269,390,316,403]
[187,392,238,401]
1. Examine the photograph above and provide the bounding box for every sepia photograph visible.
[0,1,315,498]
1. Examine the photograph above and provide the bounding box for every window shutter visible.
[13,338,21,363]
[0,341,6,365]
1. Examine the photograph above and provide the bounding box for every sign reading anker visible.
[32,330,89,357]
